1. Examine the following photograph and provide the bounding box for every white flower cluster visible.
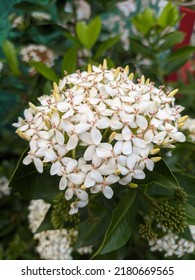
[20,44,55,75]
[0,176,10,198]
[182,117,195,142]
[149,226,195,258]
[14,62,186,214]
[28,200,92,259]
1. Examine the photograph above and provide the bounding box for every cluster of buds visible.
[20,44,56,75]
[13,61,186,214]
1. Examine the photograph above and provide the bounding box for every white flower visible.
[14,62,186,213]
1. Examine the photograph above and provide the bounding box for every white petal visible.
[74,189,88,201]
[57,102,70,112]
[55,130,65,145]
[50,161,61,175]
[132,137,146,148]
[153,131,167,144]
[68,173,84,185]
[127,153,137,170]
[90,170,103,183]
[122,125,132,141]
[90,184,101,194]
[84,145,95,161]
[44,148,57,162]
[33,157,43,173]
[23,155,32,165]
[51,113,60,126]
[67,134,78,150]
[79,132,94,145]
[97,163,116,176]
[146,159,154,171]
[75,123,90,134]
[136,115,148,130]
[144,129,154,143]
[77,200,88,208]
[66,159,78,173]
[114,141,123,155]
[91,127,102,145]
[59,176,67,190]
[84,173,96,188]
[96,148,112,158]
[133,170,145,179]
[122,140,132,155]
[103,186,114,199]
[105,175,120,185]
[96,117,110,129]
[65,188,74,200]
[169,132,186,142]
[38,131,53,140]
[119,174,132,185]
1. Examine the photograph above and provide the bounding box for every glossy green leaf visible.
[179,226,195,243]
[184,203,195,225]
[2,40,20,76]
[174,173,195,207]
[158,31,185,51]
[36,207,54,233]
[75,210,111,249]
[61,47,77,74]
[9,149,60,200]
[92,190,137,257]
[29,61,59,82]
[0,0,16,18]
[93,35,120,60]
[131,8,155,35]
[157,3,179,27]
[76,17,101,50]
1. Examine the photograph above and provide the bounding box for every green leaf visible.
[75,210,111,249]
[131,8,155,35]
[9,149,60,200]
[2,40,20,76]
[130,38,153,58]
[174,173,195,207]
[157,3,179,27]
[178,226,195,243]
[92,190,137,258]
[158,31,185,51]
[61,47,77,74]
[76,17,101,50]
[29,61,59,82]
[93,35,120,60]
[0,0,16,18]
[36,207,54,233]
[184,203,195,225]
[134,159,180,189]
[163,46,195,74]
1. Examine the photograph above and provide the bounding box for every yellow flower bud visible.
[140,75,145,85]
[87,64,92,73]
[151,156,162,163]
[178,115,188,123]
[114,169,121,175]
[167,89,178,97]
[150,148,160,155]
[16,129,31,141]
[124,65,129,75]
[128,72,134,80]
[128,183,138,188]
[103,59,107,69]
[28,102,38,112]
[109,131,116,143]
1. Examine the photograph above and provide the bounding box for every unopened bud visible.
[151,156,162,163]
[81,184,86,190]
[124,65,129,75]
[167,89,178,97]
[128,73,134,80]
[150,148,160,155]
[28,102,38,113]
[114,67,120,79]
[103,59,107,69]
[178,122,184,128]
[16,129,31,141]
[140,75,145,85]
[178,115,188,123]
[128,183,138,188]
[87,64,92,73]
[53,82,59,94]
[109,131,116,143]
[114,169,121,175]
[146,78,150,85]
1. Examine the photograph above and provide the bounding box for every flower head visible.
[14,62,186,213]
